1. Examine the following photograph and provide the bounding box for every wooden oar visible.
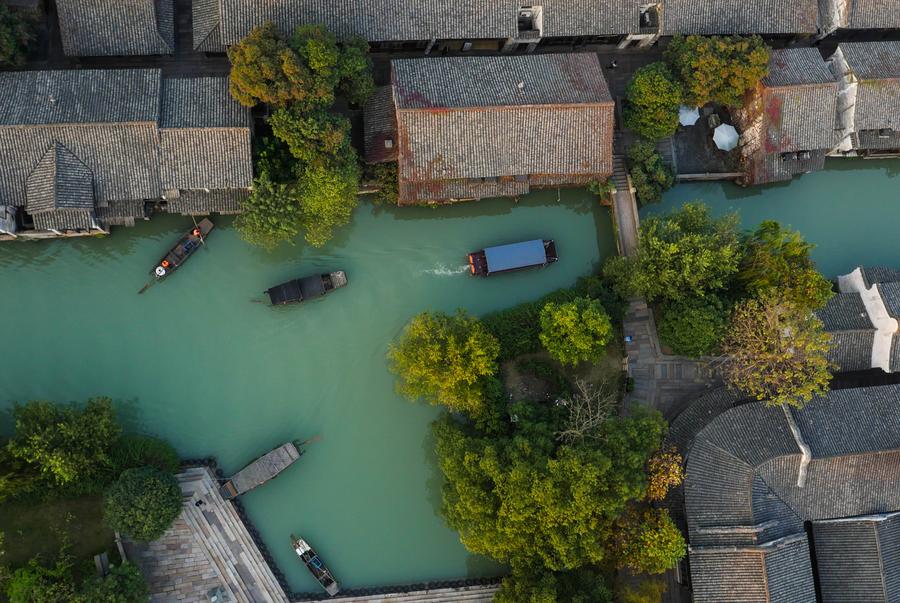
[138,280,155,295]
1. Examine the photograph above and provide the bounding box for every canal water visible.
[0,190,613,592]
[645,159,900,278]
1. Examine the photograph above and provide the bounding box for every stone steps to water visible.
[318,585,500,603]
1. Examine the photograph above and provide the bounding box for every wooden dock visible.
[221,442,302,499]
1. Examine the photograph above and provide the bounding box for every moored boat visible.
[145,219,213,290]
[219,441,304,500]
[467,239,557,276]
[266,271,348,305]
[291,535,340,596]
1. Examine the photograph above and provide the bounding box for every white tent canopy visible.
[713,123,739,151]
[679,105,700,126]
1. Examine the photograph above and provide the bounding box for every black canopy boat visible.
[467,238,558,276]
[266,271,348,305]
[291,535,340,596]
[139,219,213,293]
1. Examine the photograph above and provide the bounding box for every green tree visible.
[6,398,121,487]
[620,578,668,603]
[0,5,32,68]
[603,203,742,304]
[227,22,312,108]
[5,556,77,603]
[388,311,500,414]
[645,445,684,502]
[294,161,359,248]
[78,563,149,603]
[738,221,833,312]
[539,297,613,366]
[614,508,686,575]
[657,295,728,358]
[665,35,770,107]
[103,467,182,541]
[624,63,682,140]
[627,141,676,205]
[234,171,305,250]
[269,106,355,167]
[433,408,666,570]
[721,293,833,408]
[495,567,613,603]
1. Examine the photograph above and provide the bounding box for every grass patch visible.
[0,495,114,569]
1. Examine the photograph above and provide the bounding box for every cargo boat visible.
[291,535,340,596]
[219,441,304,500]
[467,239,557,276]
[266,271,348,305]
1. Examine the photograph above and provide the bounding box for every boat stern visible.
[329,271,348,288]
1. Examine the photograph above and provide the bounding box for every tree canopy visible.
[665,35,770,108]
[614,508,686,575]
[495,567,613,603]
[603,202,742,304]
[6,398,121,487]
[657,295,728,358]
[738,221,833,312]
[721,293,833,408]
[228,23,373,109]
[433,406,667,570]
[539,297,612,366]
[388,311,500,414]
[624,63,682,140]
[229,24,372,250]
[103,467,182,541]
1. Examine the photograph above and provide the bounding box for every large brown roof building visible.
[364,53,614,205]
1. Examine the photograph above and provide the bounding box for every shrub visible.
[79,563,149,603]
[388,310,500,414]
[645,445,684,502]
[657,296,728,358]
[624,63,682,140]
[366,162,399,206]
[0,5,32,69]
[665,34,770,108]
[103,468,182,541]
[539,297,613,366]
[111,434,180,475]
[627,140,676,205]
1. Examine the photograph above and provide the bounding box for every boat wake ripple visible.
[419,264,470,277]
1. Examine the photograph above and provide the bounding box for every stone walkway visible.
[316,585,500,603]
[124,467,289,603]
[623,298,721,419]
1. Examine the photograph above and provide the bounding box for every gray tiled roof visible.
[56,0,174,57]
[164,189,247,215]
[817,292,873,330]
[0,70,252,228]
[666,387,747,454]
[399,178,530,205]
[192,0,223,52]
[828,329,876,372]
[841,42,900,132]
[684,385,900,601]
[877,282,900,318]
[161,77,251,128]
[847,0,900,29]
[210,0,643,48]
[662,0,820,34]
[813,514,900,603]
[765,48,834,87]
[24,143,94,213]
[392,54,614,196]
[689,536,816,603]
[32,209,97,231]
[861,265,900,288]
[0,69,160,125]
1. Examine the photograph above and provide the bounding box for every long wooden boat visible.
[467,238,558,276]
[291,535,340,596]
[150,218,214,282]
[266,271,348,306]
[219,441,304,500]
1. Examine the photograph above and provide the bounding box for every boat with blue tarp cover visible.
[467,238,558,276]
[291,535,340,596]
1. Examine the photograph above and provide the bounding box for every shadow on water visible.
[421,425,445,520]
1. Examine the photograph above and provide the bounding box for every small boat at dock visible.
[139,219,213,293]
[265,271,348,306]
[291,535,340,596]
[467,239,558,276]
[219,440,304,500]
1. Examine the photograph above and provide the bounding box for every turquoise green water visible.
[644,159,900,278]
[0,190,613,593]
